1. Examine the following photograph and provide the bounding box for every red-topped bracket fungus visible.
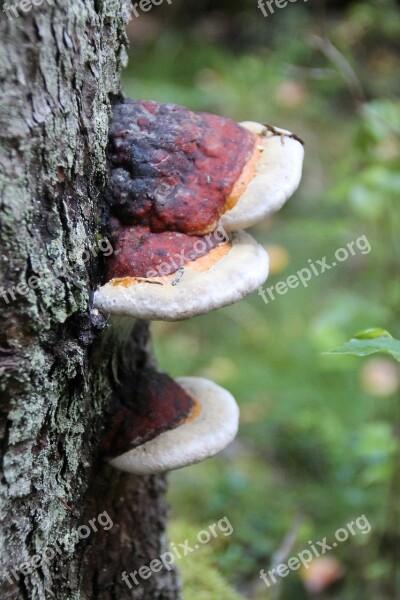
[93,99,304,320]
[104,100,258,236]
[104,100,304,235]
[94,229,269,320]
[101,368,239,475]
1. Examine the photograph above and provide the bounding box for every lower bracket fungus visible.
[101,368,239,475]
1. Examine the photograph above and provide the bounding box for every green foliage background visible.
[123,1,400,597]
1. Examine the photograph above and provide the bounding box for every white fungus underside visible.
[93,230,269,321]
[108,377,240,475]
[220,121,304,232]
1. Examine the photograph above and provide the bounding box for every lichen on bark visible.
[0,2,180,598]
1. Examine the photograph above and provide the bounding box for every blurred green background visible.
[123,1,400,598]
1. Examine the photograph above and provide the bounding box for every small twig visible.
[288,133,305,145]
[308,34,366,109]
[270,515,303,600]
[263,124,305,146]
[57,496,73,511]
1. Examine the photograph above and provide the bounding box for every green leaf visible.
[326,331,400,362]
[354,328,393,340]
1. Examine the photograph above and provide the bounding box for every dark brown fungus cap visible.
[101,368,194,459]
[106,100,257,235]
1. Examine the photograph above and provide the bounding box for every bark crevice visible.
[0,2,180,598]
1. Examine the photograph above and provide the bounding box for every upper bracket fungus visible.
[93,99,304,321]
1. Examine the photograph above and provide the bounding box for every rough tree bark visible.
[0,1,180,598]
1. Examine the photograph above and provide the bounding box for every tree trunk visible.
[0,2,180,598]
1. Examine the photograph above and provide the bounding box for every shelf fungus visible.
[93,100,304,320]
[94,228,269,320]
[101,368,239,475]
[220,122,305,232]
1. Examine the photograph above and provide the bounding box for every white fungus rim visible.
[220,121,304,232]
